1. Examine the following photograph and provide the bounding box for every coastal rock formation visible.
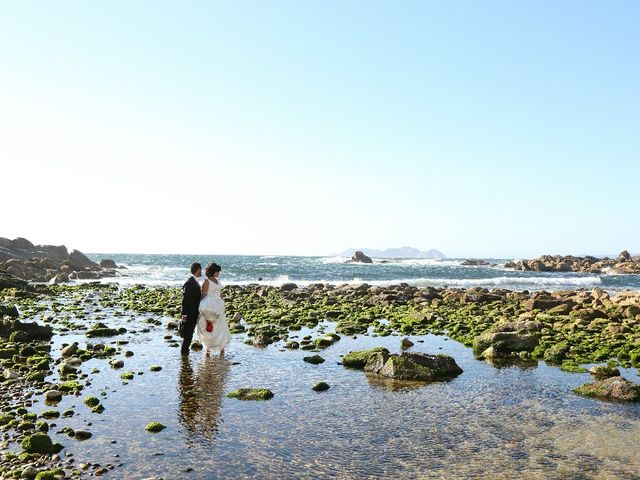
[473,320,543,359]
[504,250,640,274]
[364,351,463,381]
[461,259,491,266]
[0,237,116,282]
[574,376,640,402]
[349,251,373,264]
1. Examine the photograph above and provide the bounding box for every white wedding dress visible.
[196,279,231,352]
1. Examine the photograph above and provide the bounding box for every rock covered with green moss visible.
[342,347,390,369]
[364,351,463,382]
[227,388,274,400]
[574,376,640,402]
[145,421,166,432]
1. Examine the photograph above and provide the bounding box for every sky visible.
[1,1,639,258]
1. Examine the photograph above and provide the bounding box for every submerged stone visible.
[227,388,274,401]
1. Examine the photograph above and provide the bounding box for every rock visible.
[280,283,298,291]
[74,430,93,440]
[3,368,19,380]
[21,433,60,454]
[349,251,373,264]
[21,465,38,479]
[0,304,19,317]
[342,347,390,369]
[401,338,414,349]
[227,388,274,400]
[543,343,570,364]
[461,259,490,266]
[365,351,463,381]
[61,343,78,357]
[589,365,620,379]
[110,359,124,369]
[100,259,118,269]
[473,325,540,359]
[618,250,632,262]
[145,422,166,433]
[49,273,69,284]
[45,390,63,402]
[149,365,163,372]
[574,376,640,402]
[0,319,53,341]
[312,382,330,391]
[303,355,325,365]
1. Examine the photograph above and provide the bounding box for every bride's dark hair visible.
[205,263,222,277]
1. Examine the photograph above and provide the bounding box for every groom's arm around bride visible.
[180,262,202,356]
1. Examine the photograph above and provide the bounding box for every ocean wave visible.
[408,276,603,287]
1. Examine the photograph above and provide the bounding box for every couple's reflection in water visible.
[178,354,230,446]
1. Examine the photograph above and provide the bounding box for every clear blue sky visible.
[1,1,638,257]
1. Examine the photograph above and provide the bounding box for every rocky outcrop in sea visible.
[0,237,118,283]
[504,250,640,274]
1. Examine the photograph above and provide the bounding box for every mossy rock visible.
[149,365,162,372]
[83,396,100,408]
[560,361,588,373]
[227,388,274,401]
[120,372,134,380]
[312,382,330,391]
[303,355,325,365]
[40,410,60,419]
[145,421,166,433]
[342,347,389,369]
[21,433,62,454]
[574,376,640,402]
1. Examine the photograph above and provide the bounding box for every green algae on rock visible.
[227,388,274,401]
[342,347,390,369]
[145,421,166,433]
[574,376,640,402]
[20,433,62,454]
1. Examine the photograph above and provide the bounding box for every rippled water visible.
[86,253,640,292]
[23,290,640,480]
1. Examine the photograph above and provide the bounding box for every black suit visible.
[181,276,201,355]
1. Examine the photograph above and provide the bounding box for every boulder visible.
[342,347,389,369]
[227,388,274,400]
[49,273,69,284]
[574,376,640,402]
[473,321,542,358]
[99,259,118,269]
[589,365,620,379]
[0,319,53,341]
[350,251,373,264]
[365,351,463,381]
[618,250,632,262]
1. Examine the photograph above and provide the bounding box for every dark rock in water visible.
[401,338,414,349]
[461,259,490,266]
[74,430,93,440]
[589,365,620,379]
[574,376,640,402]
[227,388,274,401]
[280,283,298,291]
[349,251,373,264]
[303,354,325,365]
[312,382,330,391]
[365,351,463,381]
[45,390,63,402]
[0,304,19,318]
[100,259,118,269]
[342,347,389,369]
[0,319,53,341]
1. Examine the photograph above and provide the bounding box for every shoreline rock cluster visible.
[0,237,119,283]
[504,250,640,274]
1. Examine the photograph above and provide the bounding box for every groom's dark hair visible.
[190,262,202,274]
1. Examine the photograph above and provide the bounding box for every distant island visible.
[339,246,445,259]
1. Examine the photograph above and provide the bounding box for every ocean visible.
[86,253,640,291]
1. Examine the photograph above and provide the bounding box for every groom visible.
[180,262,202,355]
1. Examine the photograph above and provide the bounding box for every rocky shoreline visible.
[0,238,120,284]
[2,273,640,478]
[504,250,640,274]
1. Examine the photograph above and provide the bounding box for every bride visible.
[196,262,232,355]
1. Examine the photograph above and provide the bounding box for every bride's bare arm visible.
[201,279,209,299]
